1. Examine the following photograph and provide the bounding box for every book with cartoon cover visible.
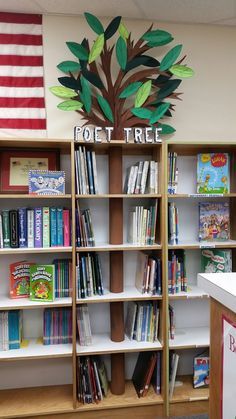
[199,202,230,241]
[197,153,229,194]
[193,351,210,388]
[9,261,33,298]
[201,248,232,273]
[30,264,55,301]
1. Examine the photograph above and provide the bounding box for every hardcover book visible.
[10,261,33,298]
[193,352,210,388]
[199,202,230,241]
[201,248,232,273]
[29,170,65,195]
[197,153,229,194]
[29,264,55,302]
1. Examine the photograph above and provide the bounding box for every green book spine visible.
[2,209,10,248]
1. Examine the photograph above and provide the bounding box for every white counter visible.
[198,273,236,314]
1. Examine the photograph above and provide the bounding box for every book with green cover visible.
[30,264,55,301]
[201,249,232,273]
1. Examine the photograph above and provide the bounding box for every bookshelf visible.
[6,137,236,417]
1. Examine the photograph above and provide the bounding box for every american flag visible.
[0,12,46,137]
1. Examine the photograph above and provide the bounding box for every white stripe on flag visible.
[0,86,45,97]
[0,22,42,35]
[0,66,44,77]
[0,44,43,56]
[0,108,46,119]
[0,128,47,138]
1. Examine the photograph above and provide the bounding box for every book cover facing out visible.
[193,352,210,388]
[199,202,230,241]
[201,248,232,273]
[10,261,33,298]
[29,170,65,195]
[30,264,55,301]
[197,153,229,194]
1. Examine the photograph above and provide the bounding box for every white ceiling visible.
[1,0,236,26]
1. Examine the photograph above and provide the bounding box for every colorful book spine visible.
[18,208,27,248]
[34,208,43,248]
[27,209,34,248]
[43,207,50,247]
[57,208,64,246]
[9,209,19,248]
[63,209,70,247]
[50,207,57,246]
[2,209,10,248]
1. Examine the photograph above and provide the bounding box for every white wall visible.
[43,15,236,141]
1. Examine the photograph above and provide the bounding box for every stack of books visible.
[135,252,162,295]
[0,310,22,351]
[75,146,98,195]
[43,308,72,345]
[128,203,158,245]
[168,250,187,294]
[77,356,108,404]
[168,202,179,245]
[76,205,95,247]
[124,160,158,194]
[76,253,104,298]
[132,351,161,397]
[125,301,159,342]
[168,152,178,194]
[77,305,92,346]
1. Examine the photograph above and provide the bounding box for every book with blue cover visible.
[197,153,229,194]
[29,170,65,195]
[199,202,230,241]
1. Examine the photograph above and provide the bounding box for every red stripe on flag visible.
[0,118,46,129]
[0,13,42,25]
[0,76,44,87]
[0,34,42,45]
[0,55,43,66]
[0,97,45,108]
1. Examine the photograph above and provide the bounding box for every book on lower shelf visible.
[77,305,92,346]
[128,202,158,245]
[76,203,95,247]
[168,152,178,194]
[76,253,104,299]
[0,310,22,351]
[43,307,72,345]
[193,350,210,388]
[168,305,175,340]
[135,252,162,295]
[169,351,180,398]
[168,250,187,294]
[77,355,108,404]
[198,201,230,241]
[201,248,232,273]
[125,301,159,342]
[168,202,179,245]
[30,264,55,302]
[132,351,159,397]
[197,153,230,194]
[9,261,33,298]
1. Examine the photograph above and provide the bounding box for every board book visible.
[198,201,230,241]
[201,248,232,273]
[9,261,34,298]
[197,153,229,194]
[30,264,55,301]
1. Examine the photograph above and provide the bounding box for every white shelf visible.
[0,295,72,310]
[198,273,236,314]
[76,333,162,355]
[0,339,72,360]
[77,286,162,304]
[168,240,236,249]
[76,243,161,252]
[169,285,209,300]
[0,247,72,254]
[169,326,210,349]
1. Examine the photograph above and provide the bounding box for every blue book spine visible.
[50,208,57,247]
[34,208,42,248]
[18,208,27,248]
[8,310,20,350]
[56,208,64,246]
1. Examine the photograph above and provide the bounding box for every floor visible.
[171,416,208,419]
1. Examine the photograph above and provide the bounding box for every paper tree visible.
[50,13,194,139]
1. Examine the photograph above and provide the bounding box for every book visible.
[9,209,19,248]
[197,153,229,194]
[29,264,55,302]
[2,209,10,248]
[34,208,43,247]
[198,201,230,241]
[132,351,157,397]
[27,209,34,248]
[201,248,232,273]
[43,207,50,247]
[169,352,179,398]
[193,351,210,388]
[18,208,27,248]
[29,170,65,195]
[9,261,33,298]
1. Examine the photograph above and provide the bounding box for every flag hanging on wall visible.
[0,12,47,138]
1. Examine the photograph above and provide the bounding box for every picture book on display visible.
[201,249,232,273]
[198,202,230,241]
[30,264,55,302]
[9,261,34,298]
[197,153,229,194]
[29,170,65,195]
[193,351,210,388]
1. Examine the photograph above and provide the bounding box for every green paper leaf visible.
[105,16,121,40]
[134,80,152,108]
[118,21,129,40]
[116,37,127,70]
[156,79,182,102]
[150,102,170,124]
[169,64,194,78]
[160,44,183,71]
[58,76,81,91]
[158,123,176,134]
[82,69,104,89]
[126,55,160,72]
[142,29,173,46]
[84,12,104,35]
[57,100,83,111]
[80,76,92,113]
[88,34,105,64]
[57,61,81,73]
[66,42,89,61]
[147,37,174,47]
[119,82,142,99]
[49,86,78,98]
[97,94,114,122]
[131,107,152,119]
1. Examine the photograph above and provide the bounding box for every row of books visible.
[168,152,178,194]
[124,160,158,194]
[43,308,72,345]
[168,250,187,294]
[0,310,22,351]
[128,204,158,245]
[10,261,72,300]
[77,305,92,346]
[75,146,98,195]
[76,253,104,299]
[132,351,161,397]
[169,305,175,340]
[76,206,95,247]
[135,252,162,295]
[0,207,71,249]
[168,202,179,245]
[77,356,108,404]
[125,301,160,342]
